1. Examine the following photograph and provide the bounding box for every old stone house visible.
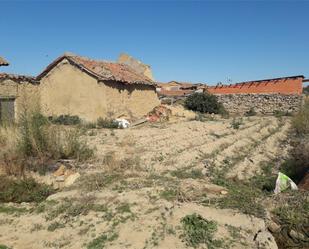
[0,73,39,123]
[37,53,160,121]
[1,55,40,123]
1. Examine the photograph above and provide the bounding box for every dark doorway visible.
[0,98,15,124]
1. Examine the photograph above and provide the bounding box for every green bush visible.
[49,115,81,125]
[0,176,54,203]
[97,117,118,129]
[181,213,223,248]
[185,93,226,114]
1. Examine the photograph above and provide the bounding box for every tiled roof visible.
[158,89,194,97]
[207,75,305,89]
[0,56,9,66]
[0,73,38,84]
[38,53,155,86]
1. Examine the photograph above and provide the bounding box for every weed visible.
[49,115,81,125]
[0,245,11,249]
[273,110,292,118]
[87,232,118,249]
[160,188,178,202]
[180,213,223,248]
[292,99,309,135]
[0,177,54,203]
[30,223,44,232]
[230,117,243,129]
[204,181,266,218]
[272,191,309,228]
[47,221,65,231]
[116,203,131,213]
[0,205,28,215]
[97,117,118,129]
[171,169,203,179]
[77,172,123,192]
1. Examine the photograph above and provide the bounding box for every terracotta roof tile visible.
[38,53,155,86]
[0,73,38,84]
[158,89,194,97]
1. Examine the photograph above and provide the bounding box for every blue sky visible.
[0,1,308,85]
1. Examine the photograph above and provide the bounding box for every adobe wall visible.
[215,93,303,114]
[40,59,159,121]
[0,78,40,120]
[208,77,303,95]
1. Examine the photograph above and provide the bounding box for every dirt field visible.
[0,115,291,249]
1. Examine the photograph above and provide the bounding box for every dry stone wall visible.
[215,93,303,114]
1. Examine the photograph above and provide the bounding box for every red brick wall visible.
[206,77,303,95]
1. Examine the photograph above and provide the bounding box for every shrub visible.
[180,213,223,248]
[292,99,309,135]
[0,109,94,176]
[0,176,54,203]
[97,117,118,129]
[281,138,309,184]
[230,118,243,129]
[185,93,226,114]
[60,129,94,161]
[49,115,81,125]
[273,110,292,118]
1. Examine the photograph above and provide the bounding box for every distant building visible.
[0,56,9,66]
[206,76,305,95]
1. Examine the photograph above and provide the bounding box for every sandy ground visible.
[0,115,290,249]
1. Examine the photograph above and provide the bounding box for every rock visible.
[220,190,228,195]
[268,221,280,233]
[53,164,66,177]
[64,169,75,178]
[64,172,80,187]
[56,175,65,182]
[255,230,278,249]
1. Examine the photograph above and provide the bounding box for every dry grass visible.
[0,109,94,177]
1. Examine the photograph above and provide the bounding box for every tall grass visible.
[292,99,309,135]
[282,99,309,183]
[0,108,94,176]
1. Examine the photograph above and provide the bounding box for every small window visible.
[0,98,15,124]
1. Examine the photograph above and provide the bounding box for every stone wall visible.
[215,94,303,114]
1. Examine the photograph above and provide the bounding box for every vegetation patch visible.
[87,232,118,249]
[97,117,119,129]
[47,221,65,231]
[185,92,226,115]
[0,205,28,215]
[49,115,81,125]
[171,168,203,179]
[0,177,54,203]
[180,213,223,248]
